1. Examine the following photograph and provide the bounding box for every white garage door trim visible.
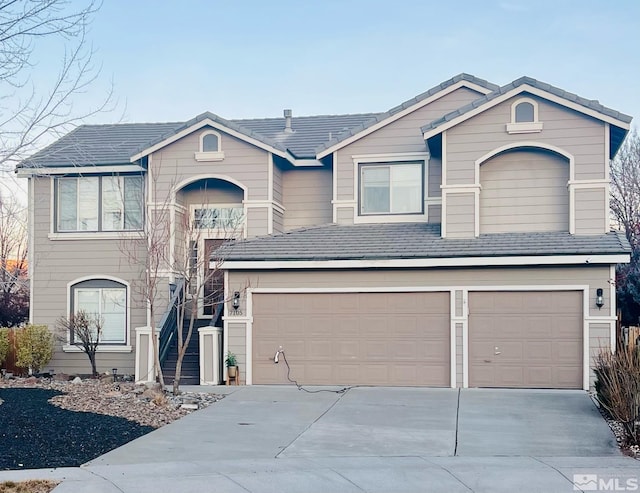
[235,283,614,390]
[244,286,458,387]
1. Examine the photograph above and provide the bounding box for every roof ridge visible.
[230,112,382,122]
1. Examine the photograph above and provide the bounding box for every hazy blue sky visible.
[67,0,639,124]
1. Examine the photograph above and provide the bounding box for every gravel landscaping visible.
[0,377,224,470]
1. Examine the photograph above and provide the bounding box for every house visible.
[17,74,632,390]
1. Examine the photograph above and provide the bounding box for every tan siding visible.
[30,177,158,376]
[227,322,246,385]
[429,157,442,197]
[246,208,269,237]
[479,150,569,233]
[455,290,463,317]
[445,192,475,238]
[151,129,269,201]
[229,265,609,316]
[589,322,611,388]
[428,204,442,224]
[446,95,606,187]
[336,207,354,224]
[335,87,482,212]
[282,169,332,230]
[272,159,283,204]
[574,188,607,235]
[273,209,284,234]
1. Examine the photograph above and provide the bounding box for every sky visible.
[71,0,640,123]
[1,0,639,200]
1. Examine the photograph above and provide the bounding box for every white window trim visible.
[64,275,131,351]
[53,175,144,235]
[506,97,544,134]
[195,130,225,161]
[352,152,430,224]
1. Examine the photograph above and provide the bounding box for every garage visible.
[252,292,450,386]
[468,291,583,389]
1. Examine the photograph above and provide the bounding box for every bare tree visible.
[119,165,171,386]
[56,309,102,377]
[0,0,113,172]
[610,130,640,324]
[0,190,28,326]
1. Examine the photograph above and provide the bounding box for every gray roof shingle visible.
[220,223,631,261]
[313,73,499,155]
[19,112,381,167]
[421,76,633,135]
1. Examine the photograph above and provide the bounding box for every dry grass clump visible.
[0,480,58,493]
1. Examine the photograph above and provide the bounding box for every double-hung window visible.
[360,162,423,215]
[56,175,144,232]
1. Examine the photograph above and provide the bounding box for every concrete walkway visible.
[1,387,637,492]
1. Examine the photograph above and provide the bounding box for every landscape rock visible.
[0,378,224,428]
[71,377,82,384]
[52,373,70,381]
[144,382,162,391]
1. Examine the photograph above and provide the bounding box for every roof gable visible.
[315,73,498,158]
[422,77,632,157]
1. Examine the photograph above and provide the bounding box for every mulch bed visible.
[0,388,154,470]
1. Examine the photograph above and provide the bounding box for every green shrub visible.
[14,325,53,374]
[594,346,640,446]
[0,328,9,367]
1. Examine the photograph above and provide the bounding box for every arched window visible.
[515,101,535,122]
[507,98,543,134]
[202,133,219,152]
[69,278,128,344]
[196,130,225,161]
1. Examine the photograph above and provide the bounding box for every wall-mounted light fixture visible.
[232,291,241,314]
[596,288,604,310]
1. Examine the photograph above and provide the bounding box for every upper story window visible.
[506,97,543,134]
[192,204,245,233]
[360,162,424,215]
[56,175,143,233]
[195,130,225,162]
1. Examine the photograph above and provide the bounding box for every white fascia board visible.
[130,118,291,163]
[220,254,630,270]
[422,84,631,141]
[16,164,145,177]
[317,80,493,159]
[287,154,325,167]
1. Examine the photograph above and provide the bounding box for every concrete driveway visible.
[4,386,638,492]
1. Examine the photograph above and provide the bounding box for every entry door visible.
[195,238,224,323]
[468,291,583,389]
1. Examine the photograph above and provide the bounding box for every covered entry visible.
[252,291,451,386]
[468,291,583,389]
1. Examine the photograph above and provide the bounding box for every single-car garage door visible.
[252,292,450,386]
[469,291,583,389]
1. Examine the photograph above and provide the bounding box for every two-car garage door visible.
[252,292,450,386]
[251,290,583,389]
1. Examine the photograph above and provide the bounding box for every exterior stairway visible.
[161,318,211,386]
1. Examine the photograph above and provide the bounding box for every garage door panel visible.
[253,292,450,386]
[469,291,582,389]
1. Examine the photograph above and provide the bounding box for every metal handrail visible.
[158,278,185,364]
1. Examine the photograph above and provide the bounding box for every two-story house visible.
[17,74,632,390]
